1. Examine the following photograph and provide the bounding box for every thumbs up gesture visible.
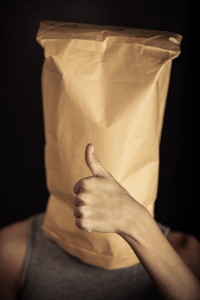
[73,143,145,234]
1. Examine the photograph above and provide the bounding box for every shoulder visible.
[167,231,200,253]
[167,231,200,279]
[0,218,30,295]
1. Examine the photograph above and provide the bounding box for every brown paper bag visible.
[36,21,182,269]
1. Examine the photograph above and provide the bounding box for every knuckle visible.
[81,176,95,190]
[75,215,91,232]
[75,206,85,217]
[75,218,82,229]
[73,184,77,194]
[74,194,85,206]
[74,207,80,218]
[73,181,81,194]
[81,178,89,190]
[75,217,86,230]
[74,196,78,206]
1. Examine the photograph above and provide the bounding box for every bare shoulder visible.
[167,230,200,279]
[0,218,30,299]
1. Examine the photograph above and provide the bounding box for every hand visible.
[73,143,145,234]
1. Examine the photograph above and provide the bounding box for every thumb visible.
[85,143,109,178]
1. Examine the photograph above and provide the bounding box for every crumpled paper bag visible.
[36,21,182,269]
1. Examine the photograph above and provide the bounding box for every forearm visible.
[74,143,200,299]
[119,209,200,300]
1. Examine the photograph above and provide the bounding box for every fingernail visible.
[91,144,94,153]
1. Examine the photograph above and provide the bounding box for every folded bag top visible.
[36,21,182,270]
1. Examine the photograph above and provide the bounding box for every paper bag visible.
[36,21,182,269]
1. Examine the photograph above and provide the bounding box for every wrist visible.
[117,200,152,242]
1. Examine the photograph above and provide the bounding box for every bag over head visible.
[36,21,182,269]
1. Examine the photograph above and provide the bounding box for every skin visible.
[0,143,200,300]
[73,143,200,300]
[0,219,30,300]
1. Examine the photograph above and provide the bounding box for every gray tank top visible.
[18,212,170,300]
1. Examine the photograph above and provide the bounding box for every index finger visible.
[73,176,92,194]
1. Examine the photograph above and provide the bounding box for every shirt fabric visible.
[18,212,170,300]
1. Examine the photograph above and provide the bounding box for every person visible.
[0,143,200,300]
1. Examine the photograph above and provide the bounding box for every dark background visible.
[1,1,196,239]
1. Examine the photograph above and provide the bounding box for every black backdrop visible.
[1,1,196,239]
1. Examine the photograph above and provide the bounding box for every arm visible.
[119,210,200,300]
[73,143,200,300]
[0,219,30,300]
